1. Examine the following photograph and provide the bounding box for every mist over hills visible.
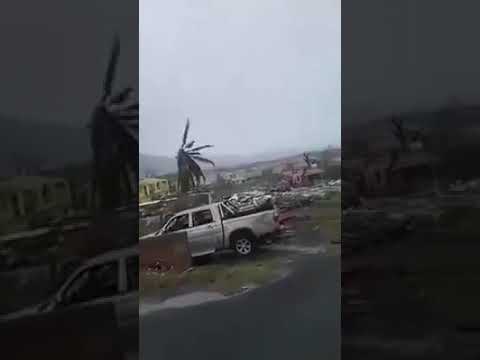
[139,147,327,177]
[0,115,91,176]
[343,103,480,150]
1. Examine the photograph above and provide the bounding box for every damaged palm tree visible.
[389,115,439,196]
[391,115,408,151]
[80,36,140,256]
[176,118,215,193]
[303,152,312,169]
[392,115,429,152]
[89,36,139,211]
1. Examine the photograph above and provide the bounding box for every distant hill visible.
[140,147,336,177]
[343,104,480,151]
[140,153,177,177]
[0,115,91,176]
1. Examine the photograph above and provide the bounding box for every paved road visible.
[140,254,340,360]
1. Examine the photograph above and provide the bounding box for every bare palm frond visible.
[103,36,120,100]
[191,156,215,166]
[185,140,195,149]
[109,87,134,104]
[182,118,190,147]
[118,113,139,120]
[124,103,139,111]
[185,155,205,182]
[189,144,213,152]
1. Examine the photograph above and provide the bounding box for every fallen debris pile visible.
[274,185,338,210]
[224,192,274,215]
[223,184,341,213]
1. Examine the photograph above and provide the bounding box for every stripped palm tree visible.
[391,115,408,151]
[176,118,215,193]
[89,36,139,211]
[389,115,438,195]
[303,152,312,169]
[392,115,428,151]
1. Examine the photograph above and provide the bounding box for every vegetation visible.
[89,36,139,211]
[306,194,341,244]
[140,256,282,296]
[176,118,215,193]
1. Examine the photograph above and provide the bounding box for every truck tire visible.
[232,233,255,256]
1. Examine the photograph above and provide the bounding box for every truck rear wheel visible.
[233,236,255,256]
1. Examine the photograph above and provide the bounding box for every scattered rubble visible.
[449,178,480,193]
[224,191,274,214]
[223,184,340,212]
[274,185,340,209]
[146,260,173,274]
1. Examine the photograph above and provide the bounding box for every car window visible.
[192,209,213,227]
[165,214,189,232]
[126,256,139,292]
[62,261,119,305]
[220,204,235,220]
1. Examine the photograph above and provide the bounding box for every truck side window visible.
[192,209,213,227]
[165,214,189,232]
[62,261,119,305]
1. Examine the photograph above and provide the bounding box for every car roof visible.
[83,246,138,266]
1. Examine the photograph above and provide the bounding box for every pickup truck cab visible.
[142,202,279,257]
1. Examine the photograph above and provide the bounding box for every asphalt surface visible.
[140,253,340,360]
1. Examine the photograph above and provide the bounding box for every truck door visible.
[116,255,138,354]
[188,208,222,256]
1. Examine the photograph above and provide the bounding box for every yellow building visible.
[139,178,170,203]
[0,176,72,229]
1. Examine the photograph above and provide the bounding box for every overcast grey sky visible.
[140,0,340,157]
[343,1,480,123]
[0,0,137,126]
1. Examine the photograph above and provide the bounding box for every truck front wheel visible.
[233,235,255,256]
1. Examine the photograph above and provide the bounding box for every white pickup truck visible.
[141,201,279,257]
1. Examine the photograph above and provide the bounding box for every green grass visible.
[309,202,341,243]
[140,257,283,296]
